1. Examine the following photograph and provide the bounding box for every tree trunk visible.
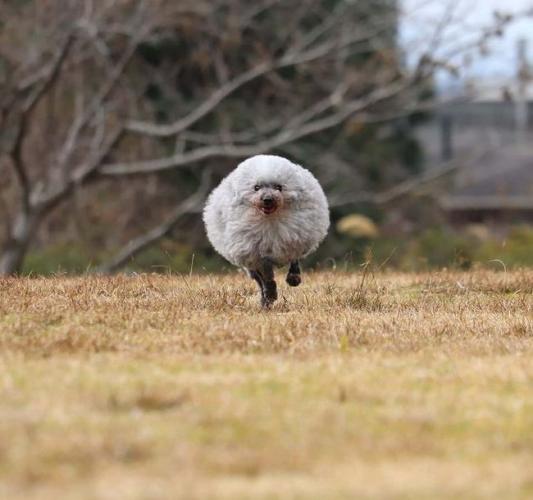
[0,211,38,275]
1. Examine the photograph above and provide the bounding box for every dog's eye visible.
[274,184,282,191]
[254,185,260,191]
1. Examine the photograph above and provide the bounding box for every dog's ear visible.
[229,176,248,207]
[283,186,301,204]
[283,174,305,205]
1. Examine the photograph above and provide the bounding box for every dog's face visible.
[232,158,305,215]
[250,182,285,215]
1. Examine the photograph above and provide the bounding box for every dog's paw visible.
[260,280,278,309]
[261,297,274,309]
[286,273,301,287]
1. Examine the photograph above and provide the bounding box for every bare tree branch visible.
[125,21,394,138]
[1,33,74,123]
[101,78,411,176]
[56,29,146,171]
[22,34,75,116]
[9,129,31,211]
[95,169,212,273]
[6,34,75,209]
[327,149,490,208]
[32,127,124,212]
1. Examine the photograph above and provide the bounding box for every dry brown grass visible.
[0,269,532,499]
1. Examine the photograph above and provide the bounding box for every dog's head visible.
[231,155,319,218]
[240,171,302,217]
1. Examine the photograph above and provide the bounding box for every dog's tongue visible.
[261,206,277,215]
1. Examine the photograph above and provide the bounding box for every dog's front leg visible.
[286,260,301,287]
[249,270,267,307]
[257,257,277,308]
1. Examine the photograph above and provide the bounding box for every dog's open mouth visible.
[260,205,277,215]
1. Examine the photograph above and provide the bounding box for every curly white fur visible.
[203,155,329,269]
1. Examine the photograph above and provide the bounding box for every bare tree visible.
[0,0,520,274]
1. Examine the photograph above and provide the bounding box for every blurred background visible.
[0,0,532,275]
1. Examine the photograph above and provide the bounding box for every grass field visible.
[0,269,532,499]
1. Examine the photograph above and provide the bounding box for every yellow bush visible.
[336,214,379,239]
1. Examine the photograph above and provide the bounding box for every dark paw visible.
[261,295,275,309]
[261,280,277,308]
[286,273,301,287]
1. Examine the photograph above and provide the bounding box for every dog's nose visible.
[262,197,274,206]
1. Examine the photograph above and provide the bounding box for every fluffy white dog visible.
[203,155,329,307]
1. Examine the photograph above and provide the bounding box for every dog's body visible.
[203,155,329,307]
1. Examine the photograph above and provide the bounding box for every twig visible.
[95,169,212,273]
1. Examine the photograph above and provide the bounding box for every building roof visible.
[440,146,533,210]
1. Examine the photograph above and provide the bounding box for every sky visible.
[401,0,533,87]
